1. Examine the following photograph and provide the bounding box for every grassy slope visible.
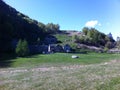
[0,53,120,90]
[55,34,72,41]
[54,34,73,45]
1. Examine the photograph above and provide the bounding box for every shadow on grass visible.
[0,53,16,68]
[70,51,88,54]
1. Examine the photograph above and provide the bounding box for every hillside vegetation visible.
[0,0,118,58]
[54,29,115,52]
[1,1,120,89]
[0,0,59,54]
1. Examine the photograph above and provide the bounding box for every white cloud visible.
[98,23,102,26]
[85,20,100,28]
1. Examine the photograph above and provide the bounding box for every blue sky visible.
[4,0,120,39]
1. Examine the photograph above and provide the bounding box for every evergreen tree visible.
[16,39,29,57]
[16,39,22,56]
[21,39,29,56]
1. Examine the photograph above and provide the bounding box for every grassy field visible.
[1,53,120,90]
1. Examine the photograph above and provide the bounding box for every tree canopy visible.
[74,27,115,47]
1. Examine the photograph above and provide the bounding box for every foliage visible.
[72,35,80,43]
[105,41,113,49]
[45,23,60,34]
[16,39,29,57]
[104,47,109,52]
[71,43,77,49]
[0,1,60,54]
[75,27,115,47]
[107,32,114,42]
[116,37,120,49]
[82,27,89,35]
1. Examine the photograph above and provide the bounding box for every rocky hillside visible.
[0,0,48,53]
[0,0,116,55]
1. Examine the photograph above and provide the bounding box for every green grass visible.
[96,77,120,90]
[9,53,120,67]
[54,34,72,44]
[1,53,120,90]
[54,34,72,41]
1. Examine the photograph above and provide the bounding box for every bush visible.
[104,47,109,52]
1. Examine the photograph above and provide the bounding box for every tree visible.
[45,23,60,34]
[16,39,22,56]
[38,22,46,31]
[79,36,85,43]
[116,37,120,49]
[105,41,113,49]
[16,39,29,57]
[80,27,110,47]
[82,27,89,35]
[107,33,114,41]
[72,35,79,42]
[105,36,110,42]
[22,39,29,56]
